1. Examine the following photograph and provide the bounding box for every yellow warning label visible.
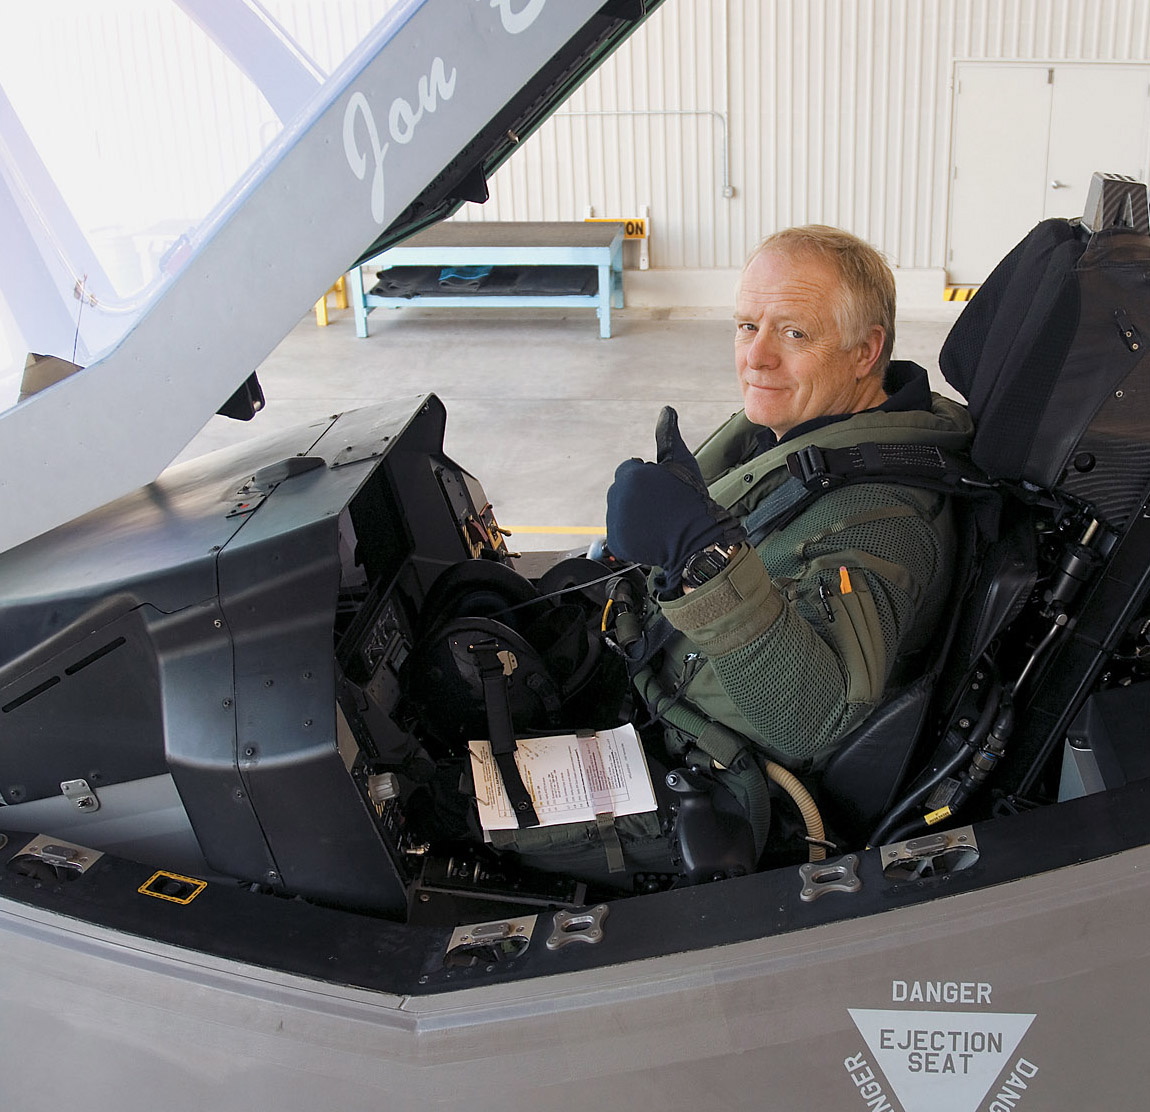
[584,217,648,239]
[944,286,979,302]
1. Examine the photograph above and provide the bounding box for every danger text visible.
[892,979,992,1005]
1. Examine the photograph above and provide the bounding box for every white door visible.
[948,63,1150,285]
[1045,65,1150,221]
[947,65,1052,285]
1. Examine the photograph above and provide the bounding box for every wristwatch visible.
[681,542,742,588]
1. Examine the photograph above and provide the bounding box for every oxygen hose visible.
[764,760,827,863]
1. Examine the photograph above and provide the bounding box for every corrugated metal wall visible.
[456,0,1150,273]
[10,1,1149,289]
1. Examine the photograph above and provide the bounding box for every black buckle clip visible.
[787,445,840,490]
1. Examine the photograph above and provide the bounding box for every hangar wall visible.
[8,1,1148,311]
[453,0,1150,306]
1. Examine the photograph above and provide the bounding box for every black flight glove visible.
[606,406,746,587]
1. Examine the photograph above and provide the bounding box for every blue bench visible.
[347,220,626,338]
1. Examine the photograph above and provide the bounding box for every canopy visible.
[0,0,659,552]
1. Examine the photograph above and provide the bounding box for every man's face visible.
[734,249,884,437]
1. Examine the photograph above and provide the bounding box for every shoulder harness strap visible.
[746,442,996,546]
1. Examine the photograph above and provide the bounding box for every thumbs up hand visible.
[606,407,746,582]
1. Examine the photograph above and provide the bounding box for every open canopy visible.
[0,0,660,553]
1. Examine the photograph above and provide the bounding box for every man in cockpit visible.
[606,225,973,767]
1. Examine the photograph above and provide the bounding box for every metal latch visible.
[13,834,103,875]
[61,778,99,812]
[226,456,326,517]
[798,853,862,902]
[546,904,609,949]
[881,826,980,881]
[444,915,535,967]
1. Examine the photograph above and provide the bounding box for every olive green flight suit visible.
[652,386,974,766]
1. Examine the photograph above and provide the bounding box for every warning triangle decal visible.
[848,1009,1035,1112]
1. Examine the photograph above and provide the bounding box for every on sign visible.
[584,217,647,239]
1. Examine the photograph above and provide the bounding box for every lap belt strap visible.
[569,729,626,874]
[595,813,626,874]
[746,442,995,545]
[469,639,540,829]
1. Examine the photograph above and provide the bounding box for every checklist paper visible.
[469,724,658,832]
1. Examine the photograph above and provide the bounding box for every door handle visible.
[1050,180,1068,189]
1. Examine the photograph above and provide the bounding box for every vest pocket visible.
[821,570,886,705]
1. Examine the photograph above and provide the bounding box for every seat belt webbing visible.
[469,639,540,829]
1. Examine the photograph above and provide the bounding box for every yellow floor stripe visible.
[505,525,604,535]
[944,286,979,302]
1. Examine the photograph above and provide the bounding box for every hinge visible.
[61,778,100,812]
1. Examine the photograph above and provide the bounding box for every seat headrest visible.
[939,219,1087,483]
[939,219,1083,416]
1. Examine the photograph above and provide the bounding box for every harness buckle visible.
[787,445,839,490]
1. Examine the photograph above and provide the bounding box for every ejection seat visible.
[815,172,1150,847]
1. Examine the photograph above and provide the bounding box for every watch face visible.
[683,546,730,587]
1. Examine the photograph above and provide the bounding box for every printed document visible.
[469,724,657,832]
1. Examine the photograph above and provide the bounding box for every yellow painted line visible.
[504,525,604,535]
[944,286,979,302]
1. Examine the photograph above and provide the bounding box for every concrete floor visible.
[179,301,965,552]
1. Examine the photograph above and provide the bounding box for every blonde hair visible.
[746,225,896,372]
